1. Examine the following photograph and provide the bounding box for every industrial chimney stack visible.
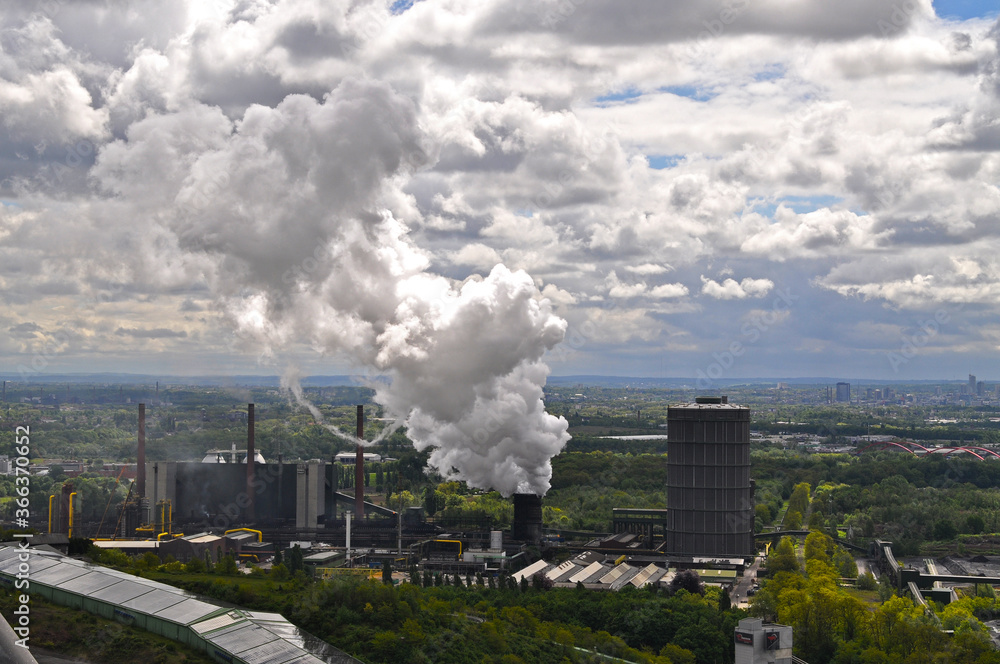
[137,403,146,499]
[355,405,365,518]
[247,403,255,522]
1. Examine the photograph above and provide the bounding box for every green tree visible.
[804,531,832,565]
[784,510,803,530]
[216,554,238,575]
[933,519,957,541]
[288,545,304,575]
[185,556,205,574]
[767,537,799,574]
[382,559,392,585]
[423,486,438,516]
[966,514,985,534]
[271,562,290,581]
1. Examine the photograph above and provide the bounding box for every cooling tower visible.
[665,396,754,557]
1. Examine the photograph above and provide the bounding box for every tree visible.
[382,559,392,584]
[288,544,304,574]
[804,531,832,565]
[271,562,290,581]
[423,487,439,516]
[216,554,238,575]
[185,556,206,574]
[856,572,877,590]
[784,510,803,530]
[718,587,731,611]
[767,537,799,574]
[933,519,957,541]
[669,569,704,596]
[965,514,985,534]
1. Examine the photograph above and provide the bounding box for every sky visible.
[1,0,1000,386]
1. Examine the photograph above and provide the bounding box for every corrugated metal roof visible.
[599,564,632,585]
[33,564,82,586]
[192,611,245,635]
[187,535,222,544]
[628,564,663,588]
[0,555,59,574]
[511,559,549,582]
[154,597,219,625]
[60,571,121,594]
[92,540,160,549]
[211,623,279,654]
[610,567,642,591]
[544,561,577,582]
[242,638,306,664]
[569,562,605,584]
[246,611,287,623]
[90,580,153,604]
[582,564,610,584]
[122,588,186,614]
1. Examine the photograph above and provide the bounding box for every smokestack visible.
[137,404,145,499]
[247,403,255,522]
[355,405,365,518]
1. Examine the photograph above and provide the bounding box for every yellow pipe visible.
[434,539,462,557]
[168,500,172,535]
[157,531,170,541]
[224,528,263,543]
[68,492,77,539]
[48,495,54,534]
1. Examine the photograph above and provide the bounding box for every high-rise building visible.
[835,382,850,403]
[970,374,977,392]
[665,396,754,557]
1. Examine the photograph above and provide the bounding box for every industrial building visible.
[0,543,362,663]
[734,618,792,664]
[665,396,754,558]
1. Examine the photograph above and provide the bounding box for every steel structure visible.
[665,396,754,557]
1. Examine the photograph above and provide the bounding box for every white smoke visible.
[92,77,570,495]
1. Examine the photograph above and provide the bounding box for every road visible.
[731,556,761,608]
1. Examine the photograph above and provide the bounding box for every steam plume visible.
[94,78,570,495]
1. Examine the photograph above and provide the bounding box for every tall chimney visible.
[355,405,365,518]
[247,403,255,522]
[137,404,146,499]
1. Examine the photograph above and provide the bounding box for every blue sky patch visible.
[390,0,420,15]
[933,0,998,19]
[753,66,785,83]
[594,87,644,104]
[659,85,717,102]
[750,195,843,218]
[647,155,684,170]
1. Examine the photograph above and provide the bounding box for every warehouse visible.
[0,544,361,664]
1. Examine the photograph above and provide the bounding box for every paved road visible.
[731,556,761,607]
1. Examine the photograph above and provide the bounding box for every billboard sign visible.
[735,632,754,646]
[765,632,780,650]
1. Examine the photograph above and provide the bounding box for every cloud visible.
[2,0,1000,388]
[115,327,189,338]
[700,276,774,299]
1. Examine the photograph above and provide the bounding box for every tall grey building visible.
[835,382,850,403]
[665,396,754,557]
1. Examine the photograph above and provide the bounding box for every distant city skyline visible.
[1,2,999,385]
